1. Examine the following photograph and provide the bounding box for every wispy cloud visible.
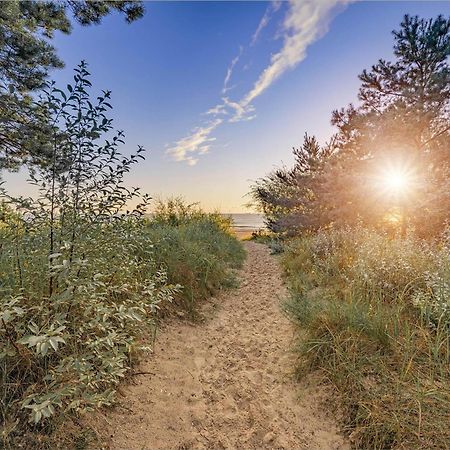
[250,0,282,46]
[222,45,243,94]
[166,119,222,166]
[222,1,281,96]
[167,0,350,165]
[223,97,256,123]
[233,0,349,121]
[205,103,228,116]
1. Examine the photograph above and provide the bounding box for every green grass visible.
[147,200,246,317]
[282,227,450,449]
[0,201,244,449]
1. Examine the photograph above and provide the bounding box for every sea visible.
[145,212,266,231]
[223,213,266,231]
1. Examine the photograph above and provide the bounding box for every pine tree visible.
[251,134,333,235]
[0,0,144,169]
[326,15,450,235]
[253,15,450,238]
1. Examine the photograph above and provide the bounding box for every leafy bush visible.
[0,216,177,447]
[0,64,173,448]
[0,67,244,449]
[283,228,450,449]
[0,209,244,448]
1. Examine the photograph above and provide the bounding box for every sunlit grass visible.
[282,228,450,449]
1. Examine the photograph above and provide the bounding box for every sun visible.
[383,168,410,194]
[371,159,417,200]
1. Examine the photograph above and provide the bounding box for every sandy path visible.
[101,242,348,450]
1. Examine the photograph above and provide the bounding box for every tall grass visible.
[148,199,246,316]
[282,228,449,449]
[0,202,244,449]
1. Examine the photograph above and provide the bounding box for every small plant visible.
[249,230,283,253]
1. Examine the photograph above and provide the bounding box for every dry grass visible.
[282,228,450,449]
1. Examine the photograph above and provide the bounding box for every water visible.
[145,212,266,231]
[223,213,266,230]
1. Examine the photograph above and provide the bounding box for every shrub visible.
[0,60,176,446]
[0,216,177,448]
[283,228,450,449]
[0,67,244,449]
[0,206,244,448]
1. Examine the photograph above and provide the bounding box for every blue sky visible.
[5,1,450,212]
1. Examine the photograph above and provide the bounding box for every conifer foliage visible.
[252,15,450,238]
[0,0,144,169]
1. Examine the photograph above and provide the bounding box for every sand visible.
[231,228,256,241]
[97,242,349,450]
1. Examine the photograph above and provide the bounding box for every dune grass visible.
[148,199,246,317]
[0,200,244,449]
[282,228,450,449]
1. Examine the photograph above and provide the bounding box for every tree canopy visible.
[252,15,450,238]
[0,0,144,169]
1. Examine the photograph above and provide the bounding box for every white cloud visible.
[205,103,228,116]
[232,0,349,121]
[205,96,256,122]
[167,0,350,165]
[166,119,222,166]
[250,0,282,46]
[223,97,256,123]
[222,45,243,94]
